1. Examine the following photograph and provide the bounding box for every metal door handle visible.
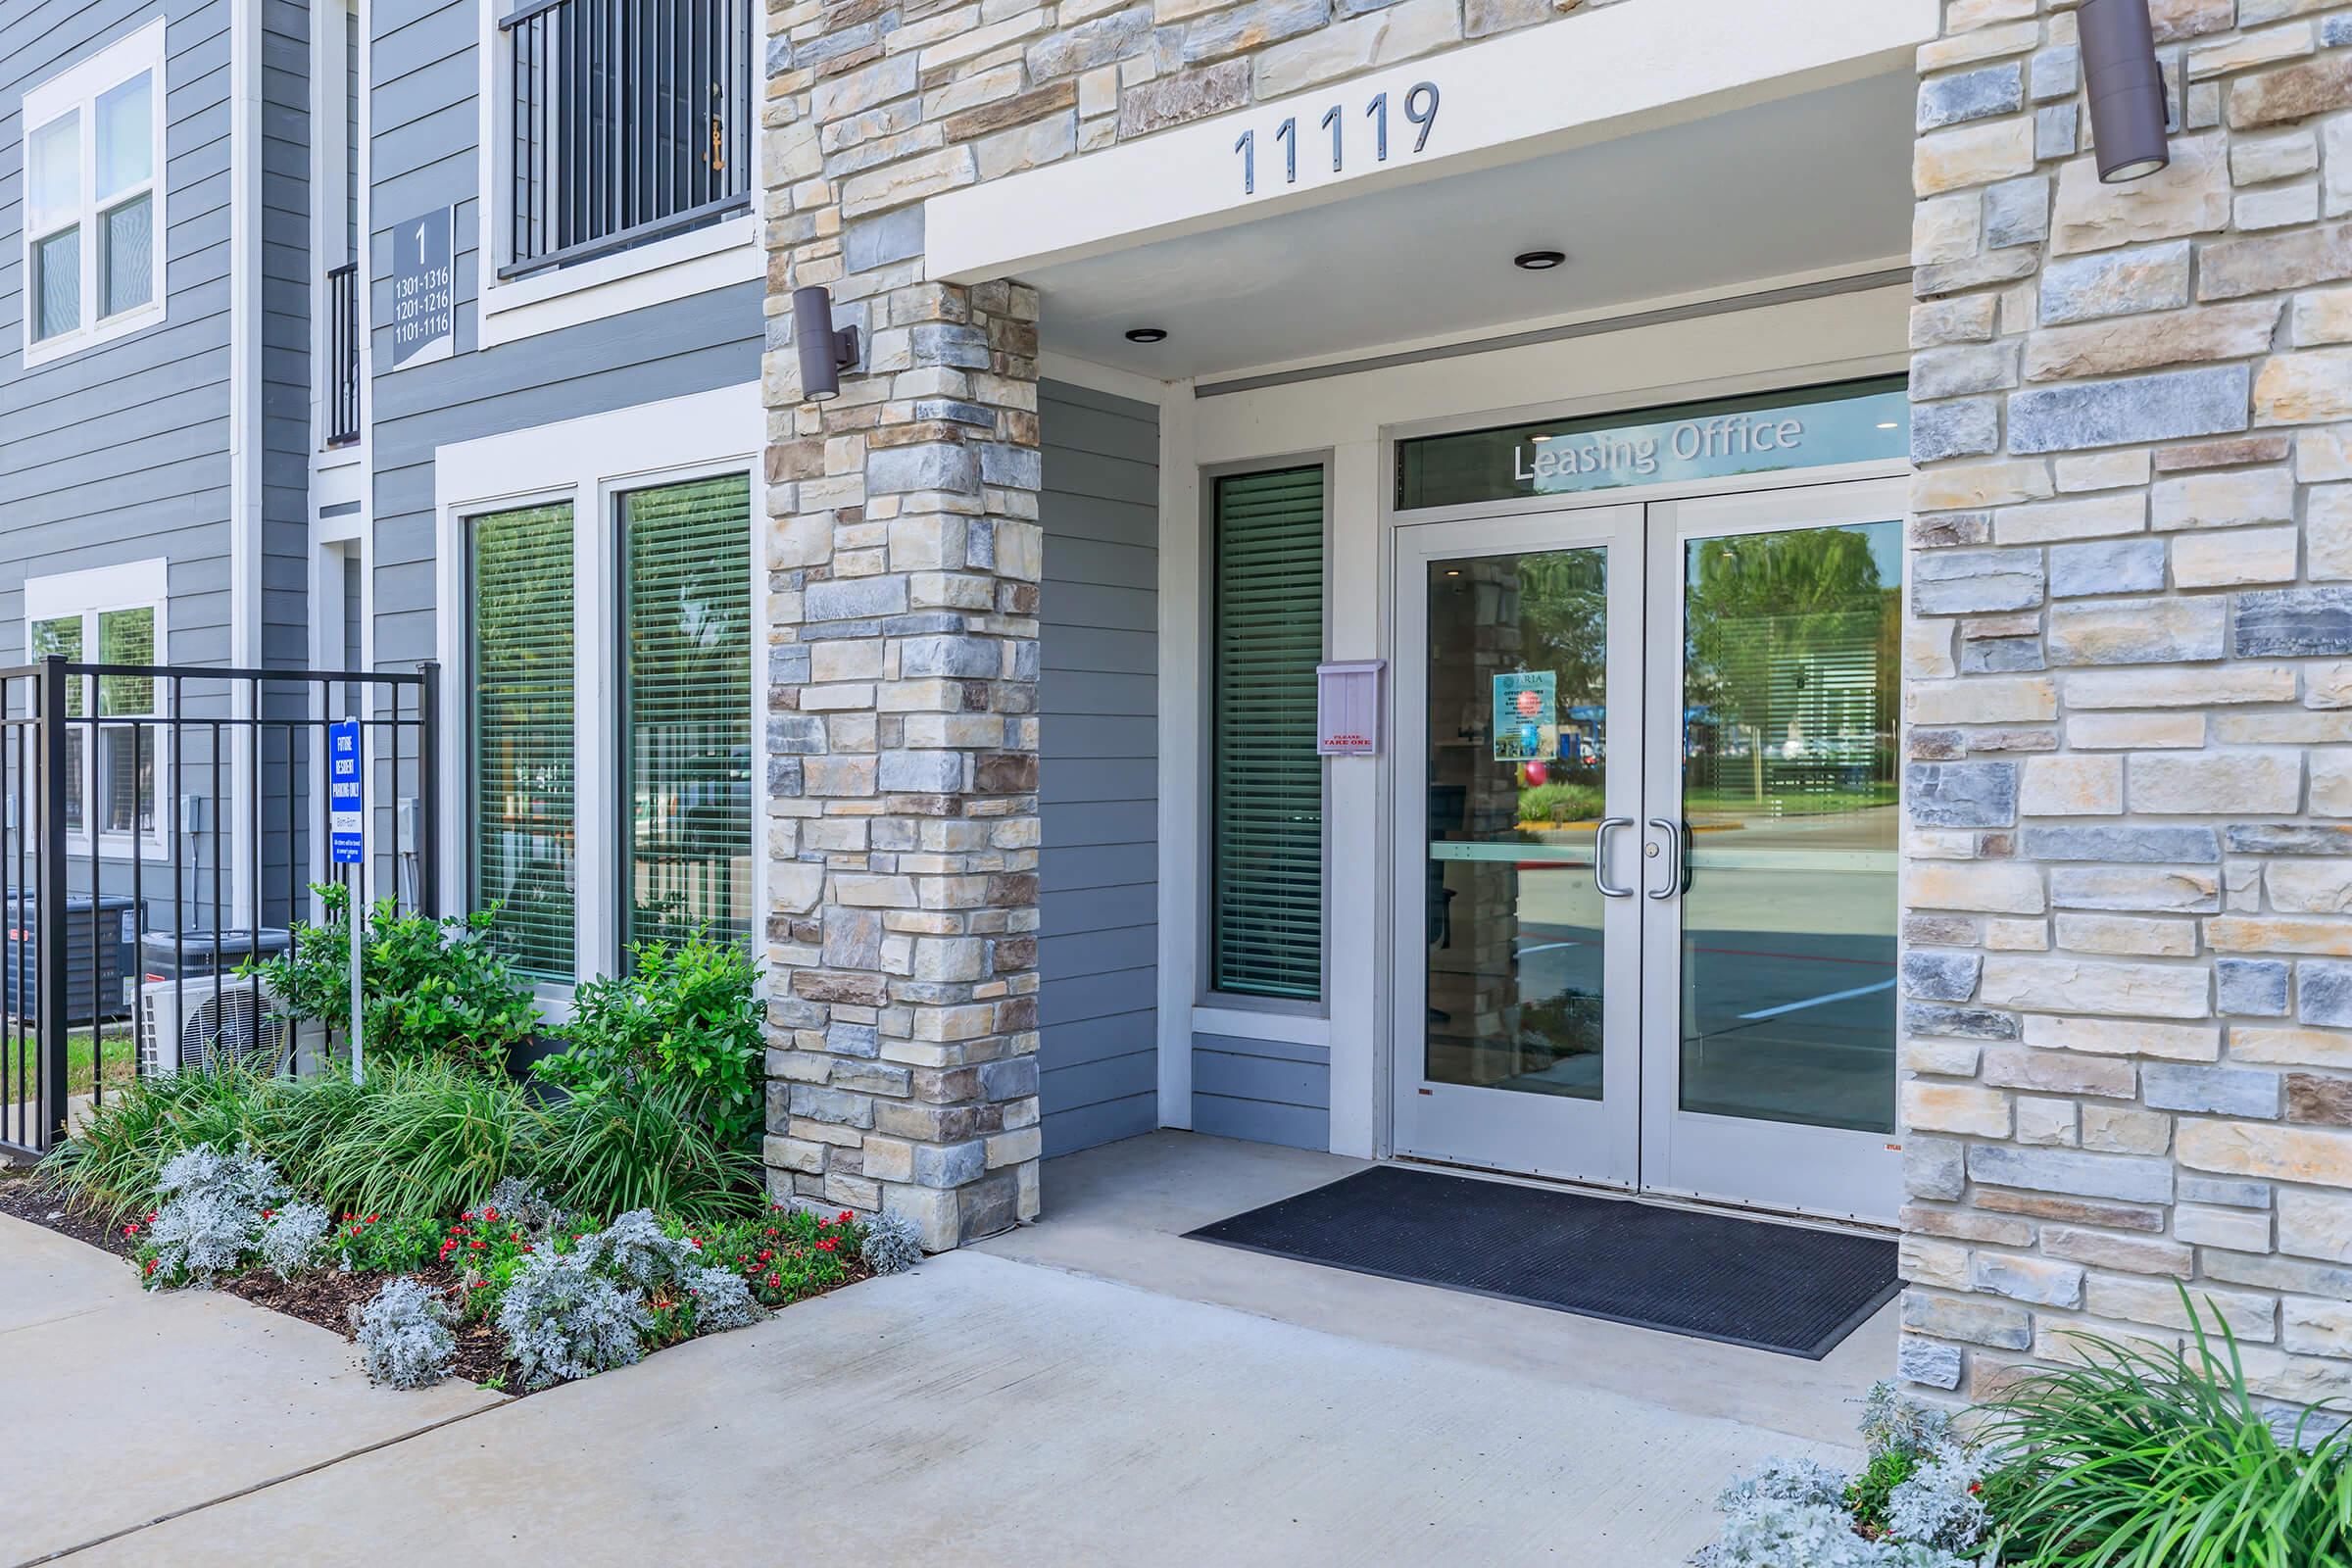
[1592,817,1634,899]
[1646,817,1683,901]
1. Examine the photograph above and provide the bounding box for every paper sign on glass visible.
[1491,670,1558,762]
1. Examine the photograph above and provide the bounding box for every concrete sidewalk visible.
[50,1251,1838,1567]
[0,1210,499,1565]
[4,1139,1874,1565]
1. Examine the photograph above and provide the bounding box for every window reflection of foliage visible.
[1685,527,1891,749]
[1514,551,1609,710]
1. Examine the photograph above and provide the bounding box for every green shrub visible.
[1981,1289,2352,1567]
[699,1203,868,1306]
[533,935,764,1151]
[1842,1448,1920,1539]
[303,1058,548,1220]
[250,882,542,1074]
[322,1211,445,1275]
[41,1064,280,1212]
[1516,781,1605,824]
[534,1078,760,1227]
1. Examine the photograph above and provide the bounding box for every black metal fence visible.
[0,660,440,1158]
[327,262,362,447]
[500,0,754,278]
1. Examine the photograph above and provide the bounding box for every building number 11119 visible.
[1234,82,1441,196]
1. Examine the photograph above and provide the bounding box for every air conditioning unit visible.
[138,976,312,1076]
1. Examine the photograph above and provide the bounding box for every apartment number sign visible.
[1234,81,1442,196]
[390,206,455,369]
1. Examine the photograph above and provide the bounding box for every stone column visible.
[1902,0,2352,1406]
[760,11,1046,1249]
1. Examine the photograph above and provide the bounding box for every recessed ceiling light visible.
[1513,250,1567,271]
[1125,326,1168,343]
[1877,421,1899,429]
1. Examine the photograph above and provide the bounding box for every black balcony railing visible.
[500,0,754,279]
[326,262,361,447]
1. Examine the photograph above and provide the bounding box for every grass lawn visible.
[1,1025,137,1100]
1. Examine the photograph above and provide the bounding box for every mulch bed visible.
[0,1171,135,1259]
[2,1170,522,1390]
[220,1266,519,1388]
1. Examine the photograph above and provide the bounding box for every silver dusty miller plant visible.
[496,1247,649,1388]
[352,1277,458,1390]
[142,1145,288,1289]
[257,1202,331,1280]
[681,1265,764,1332]
[483,1175,567,1239]
[860,1209,923,1275]
[588,1208,704,1287]
[1690,1384,1986,1568]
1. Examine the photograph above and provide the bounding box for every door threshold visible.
[1385,1153,1898,1240]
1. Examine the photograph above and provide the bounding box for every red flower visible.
[469,1239,485,1250]
[483,1208,499,1221]
[262,1208,275,1219]
[122,1223,138,1237]
[470,1280,487,1291]
[461,1211,473,1222]
[758,1250,772,1262]
[765,1273,780,1289]
[366,1214,378,1224]
[817,1238,838,1252]
[837,1210,854,1225]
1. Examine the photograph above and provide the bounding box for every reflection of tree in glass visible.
[1515,550,1609,708]
[1685,528,1895,801]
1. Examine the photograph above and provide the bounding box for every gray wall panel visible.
[1037,379,1158,1159]
[0,0,237,667]
[1192,1033,1332,1152]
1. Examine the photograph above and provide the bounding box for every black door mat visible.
[1186,1164,1899,1359]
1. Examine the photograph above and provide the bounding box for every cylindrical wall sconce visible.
[792,285,861,402]
[2079,0,2171,183]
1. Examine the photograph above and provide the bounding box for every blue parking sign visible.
[328,718,364,864]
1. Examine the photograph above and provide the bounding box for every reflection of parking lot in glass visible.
[1676,798,1896,1135]
[1424,546,1610,1101]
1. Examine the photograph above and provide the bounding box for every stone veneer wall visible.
[758,0,1650,1249]
[1901,0,2352,1407]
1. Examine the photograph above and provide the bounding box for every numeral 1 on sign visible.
[1366,93,1388,162]
[1234,128,1254,195]
[1275,117,1297,184]
[1320,104,1343,172]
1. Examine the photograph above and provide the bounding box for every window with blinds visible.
[30,615,84,835]
[1209,466,1326,1002]
[469,503,576,980]
[620,473,753,953]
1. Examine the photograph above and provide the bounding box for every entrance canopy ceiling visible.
[1028,71,1915,385]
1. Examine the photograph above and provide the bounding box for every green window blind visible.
[622,473,753,953]
[30,616,84,834]
[1210,466,1325,1001]
[96,606,156,834]
[470,503,575,980]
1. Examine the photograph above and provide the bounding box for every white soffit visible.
[1025,72,1916,381]
[925,0,1938,283]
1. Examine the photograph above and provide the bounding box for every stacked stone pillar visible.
[1902,0,2352,1407]
[760,2,1047,1247]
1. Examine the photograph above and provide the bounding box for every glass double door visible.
[1391,481,1904,1222]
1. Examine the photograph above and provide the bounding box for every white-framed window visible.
[470,0,762,348]
[434,385,764,997]
[21,19,168,368]
[24,559,171,856]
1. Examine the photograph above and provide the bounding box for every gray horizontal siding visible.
[1192,1033,1331,1151]
[0,0,237,666]
[1038,379,1158,1158]
[364,0,764,669]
